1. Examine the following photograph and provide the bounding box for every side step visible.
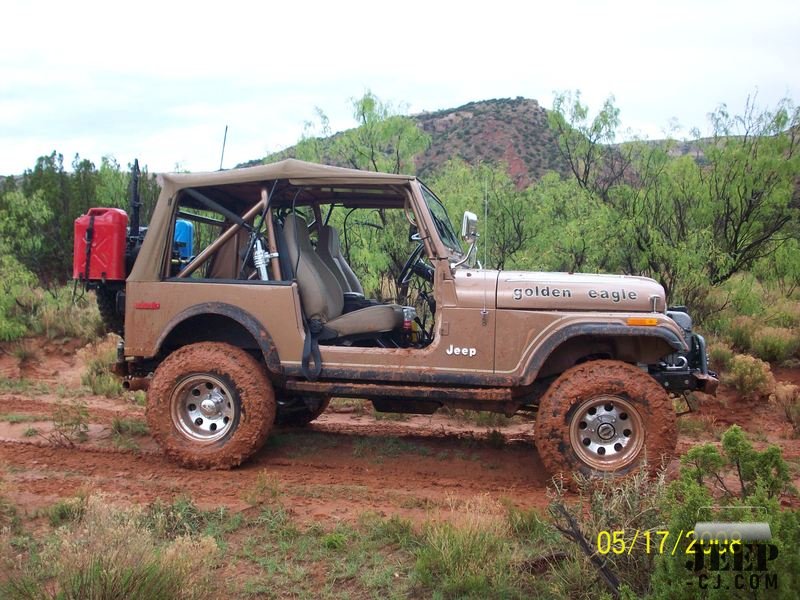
[284,379,518,414]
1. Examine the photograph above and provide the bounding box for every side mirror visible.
[461,211,478,244]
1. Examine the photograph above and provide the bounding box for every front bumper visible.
[649,332,719,395]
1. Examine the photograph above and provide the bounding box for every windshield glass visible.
[419,184,462,254]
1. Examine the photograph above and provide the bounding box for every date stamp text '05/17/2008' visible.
[595,523,780,593]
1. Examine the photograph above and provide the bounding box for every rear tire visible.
[96,286,124,336]
[535,360,676,485]
[147,342,275,469]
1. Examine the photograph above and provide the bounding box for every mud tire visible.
[96,286,124,336]
[147,342,275,469]
[535,359,676,485]
[275,396,330,427]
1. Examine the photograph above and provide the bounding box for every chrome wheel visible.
[170,374,237,444]
[569,395,644,471]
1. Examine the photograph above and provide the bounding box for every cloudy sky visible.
[2,0,798,175]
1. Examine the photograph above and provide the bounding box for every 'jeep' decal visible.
[446,344,477,357]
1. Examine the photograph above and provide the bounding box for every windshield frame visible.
[418,183,462,255]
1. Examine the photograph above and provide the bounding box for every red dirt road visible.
[1,339,799,523]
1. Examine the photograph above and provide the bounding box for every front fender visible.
[519,323,685,386]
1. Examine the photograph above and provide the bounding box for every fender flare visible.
[154,302,282,375]
[519,323,685,386]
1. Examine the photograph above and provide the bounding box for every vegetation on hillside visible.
[1,91,798,339]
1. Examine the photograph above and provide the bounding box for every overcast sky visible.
[2,0,798,175]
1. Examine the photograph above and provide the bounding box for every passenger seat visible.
[317,225,364,298]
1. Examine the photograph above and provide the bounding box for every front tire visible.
[535,360,676,484]
[147,342,276,469]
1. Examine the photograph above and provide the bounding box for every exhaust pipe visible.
[122,376,150,392]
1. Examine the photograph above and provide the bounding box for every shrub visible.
[242,471,282,507]
[111,418,149,436]
[31,287,104,344]
[707,340,734,371]
[2,495,217,600]
[750,326,799,363]
[548,469,670,599]
[11,342,38,365]
[0,256,37,341]
[48,496,87,527]
[414,496,518,597]
[45,399,90,447]
[140,498,208,540]
[767,298,800,327]
[724,354,774,398]
[728,274,764,316]
[81,336,123,397]
[726,315,756,351]
[774,382,800,435]
[651,426,798,598]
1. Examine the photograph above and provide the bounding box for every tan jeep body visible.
[82,159,717,477]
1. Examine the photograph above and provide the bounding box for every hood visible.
[496,272,665,312]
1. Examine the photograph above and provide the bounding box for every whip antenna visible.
[483,176,489,268]
[219,125,229,170]
[481,176,489,324]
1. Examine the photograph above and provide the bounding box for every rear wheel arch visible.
[155,303,281,375]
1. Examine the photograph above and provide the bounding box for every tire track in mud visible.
[0,416,553,522]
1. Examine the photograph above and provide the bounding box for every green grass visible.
[3,495,216,600]
[242,470,282,507]
[81,339,123,398]
[238,505,416,599]
[47,496,87,527]
[111,417,149,436]
[352,436,433,461]
[373,409,410,421]
[0,413,43,424]
[0,378,52,395]
[676,416,712,437]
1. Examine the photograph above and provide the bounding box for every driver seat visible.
[283,214,402,338]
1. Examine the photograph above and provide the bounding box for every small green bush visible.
[81,337,123,397]
[751,326,799,363]
[32,287,104,344]
[48,496,87,527]
[726,315,756,351]
[2,495,217,600]
[140,498,208,540]
[651,426,798,598]
[728,275,764,316]
[414,497,517,598]
[774,382,800,435]
[724,354,774,398]
[708,340,734,371]
[48,399,90,446]
[111,418,149,436]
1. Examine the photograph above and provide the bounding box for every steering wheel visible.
[399,243,433,285]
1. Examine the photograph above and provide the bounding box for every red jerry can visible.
[73,208,129,281]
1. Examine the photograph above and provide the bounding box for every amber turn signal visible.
[626,317,659,326]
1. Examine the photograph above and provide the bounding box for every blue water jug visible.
[174,219,194,260]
